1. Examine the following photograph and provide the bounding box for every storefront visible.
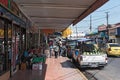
[109,27,120,43]
[0,3,27,80]
[11,24,26,75]
[98,25,109,42]
[0,16,12,80]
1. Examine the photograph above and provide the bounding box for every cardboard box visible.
[32,63,39,70]
[21,62,26,70]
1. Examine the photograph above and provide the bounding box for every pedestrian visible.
[23,49,29,61]
[20,49,29,70]
[62,43,67,57]
[44,43,50,58]
[49,40,53,58]
[58,39,62,56]
[49,45,53,58]
[54,44,59,58]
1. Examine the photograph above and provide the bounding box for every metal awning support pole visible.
[38,28,40,48]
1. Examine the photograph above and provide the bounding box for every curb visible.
[70,58,88,80]
[76,69,88,80]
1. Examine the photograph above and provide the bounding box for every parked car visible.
[71,38,108,68]
[105,43,120,56]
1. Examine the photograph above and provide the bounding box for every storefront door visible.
[0,16,12,76]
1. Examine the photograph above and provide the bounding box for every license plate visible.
[91,63,98,67]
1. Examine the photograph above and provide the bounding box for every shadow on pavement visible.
[60,60,76,69]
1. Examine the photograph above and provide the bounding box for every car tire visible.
[98,66,105,70]
[71,58,75,63]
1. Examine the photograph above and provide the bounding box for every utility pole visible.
[105,12,109,36]
[76,25,78,38]
[70,26,72,39]
[105,12,109,43]
[38,28,40,48]
[90,15,92,32]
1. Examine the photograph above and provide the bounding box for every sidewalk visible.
[45,57,87,80]
[9,56,87,80]
[9,64,47,80]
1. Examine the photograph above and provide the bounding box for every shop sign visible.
[0,0,8,7]
[42,29,54,35]
[98,25,107,31]
[0,0,26,27]
[0,5,26,27]
[11,1,19,15]
[0,29,12,38]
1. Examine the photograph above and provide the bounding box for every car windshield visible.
[109,44,120,47]
[82,44,95,52]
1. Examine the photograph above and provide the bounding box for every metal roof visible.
[14,0,108,32]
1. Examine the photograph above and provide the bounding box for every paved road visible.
[84,57,120,80]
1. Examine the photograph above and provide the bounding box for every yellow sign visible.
[0,29,12,38]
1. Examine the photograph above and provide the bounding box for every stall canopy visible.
[14,0,108,32]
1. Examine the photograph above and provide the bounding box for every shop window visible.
[11,25,21,71]
[0,18,11,75]
[0,20,5,75]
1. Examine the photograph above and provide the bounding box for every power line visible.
[90,15,92,31]
[81,3,120,22]
[80,17,106,22]
[79,4,118,22]
[92,17,106,21]
[95,4,120,12]
[76,3,120,31]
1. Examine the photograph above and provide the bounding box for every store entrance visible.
[0,16,12,75]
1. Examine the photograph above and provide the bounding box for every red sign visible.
[0,0,8,7]
[98,25,107,31]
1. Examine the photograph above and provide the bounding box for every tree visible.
[62,27,72,38]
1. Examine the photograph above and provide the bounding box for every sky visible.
[71,0,120,34]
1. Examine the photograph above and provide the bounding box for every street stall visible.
[32,56,46,70]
